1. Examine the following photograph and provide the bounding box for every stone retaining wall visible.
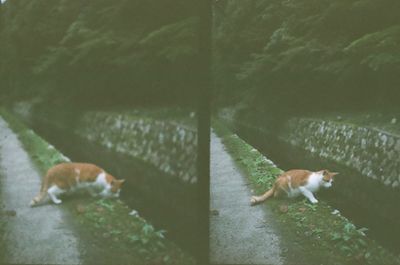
[12,102,198,184]
[217,108,400,190]
[75,111,197,184]
[281,118,400,189]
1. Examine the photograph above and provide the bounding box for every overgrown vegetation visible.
[0,109,69,173]
[213,0,400,114]
[0,108,195,264]
[212,119,400,265]
[77,199,193,264]
[0,0,200,107]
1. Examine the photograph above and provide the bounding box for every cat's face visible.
[320,170,338,188]
[110,179,125,197]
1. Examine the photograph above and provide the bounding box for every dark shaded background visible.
[0,0,202,108]
[213,0,400,116]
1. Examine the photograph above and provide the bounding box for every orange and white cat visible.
[250,169,338,205]
[30,162,125,206]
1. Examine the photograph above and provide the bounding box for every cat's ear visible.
[319,169,328,175]
[119,179,125,184]
[331,172,339,177]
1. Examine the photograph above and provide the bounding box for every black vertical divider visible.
[197,0,212,263]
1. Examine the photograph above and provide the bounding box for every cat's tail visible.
[250,186,275,206]
[30,174,50,207]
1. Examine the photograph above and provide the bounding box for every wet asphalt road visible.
[0,117,81,264]
[210,131,284,265]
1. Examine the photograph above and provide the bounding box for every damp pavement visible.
[210,131,327,265]
[0,116,147,265]
[0,117,81,264]
[0,114,197,265]
[210,131,284,265]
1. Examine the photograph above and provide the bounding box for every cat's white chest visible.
[303,172,323,192]
[94,172,110,188]
[287,172,322,198]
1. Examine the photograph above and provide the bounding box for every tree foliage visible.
[213,0,400,114]
[0,0,199,107]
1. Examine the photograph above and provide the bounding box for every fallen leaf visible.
[279,204,288,213]
[298,207,306,213]
[76,204,85,214]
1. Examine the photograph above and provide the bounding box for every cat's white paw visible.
[29,200,36,207]
[53,199,62,204]
[310,199,318,204]
[250,196,258,205]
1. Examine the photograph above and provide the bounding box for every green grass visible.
[75,198,193,264]
[0,108,70,173]
[212,118,400,265]
[0,108,195,265]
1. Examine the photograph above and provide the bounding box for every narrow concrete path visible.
[210,131,284,265]
[0,117,81,264]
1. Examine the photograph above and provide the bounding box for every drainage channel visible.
[234,124,400,255]
[29,117,199,258]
